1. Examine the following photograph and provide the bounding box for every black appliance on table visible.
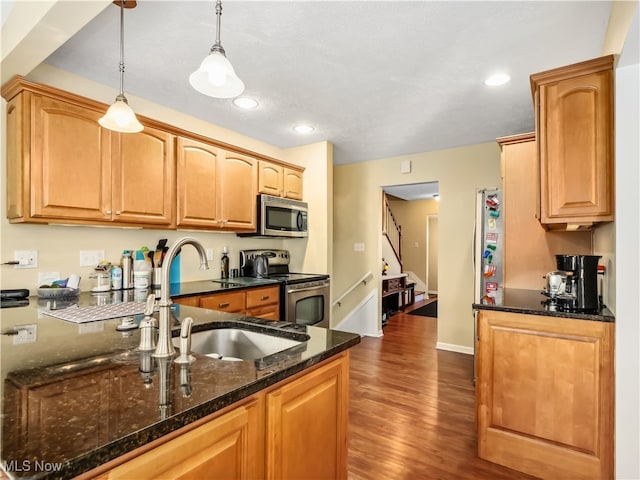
[240,249,330,327]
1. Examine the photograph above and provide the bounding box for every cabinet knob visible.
[106,210,112,214]
[219,302,230,308]
[261,295,270,301]
[115,211,121,215]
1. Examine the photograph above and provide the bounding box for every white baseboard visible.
[436,342,474,355]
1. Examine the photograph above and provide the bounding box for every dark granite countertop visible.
[472,288,615,322]
[0,287,360,479]
[169,277,281,299]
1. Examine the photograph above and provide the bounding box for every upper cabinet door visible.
[258,161,304,200]
[31,94,112,221]
[258,161,283,197]
[283,168,303,200]
[176,136,219,228]
[532,55,614,228]
[217,150,258,230]
[112,125,175,227]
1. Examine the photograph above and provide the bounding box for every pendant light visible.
[189,0,244,99]
[99,0,143,133]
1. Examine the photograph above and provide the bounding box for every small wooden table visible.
[382,274,407,323]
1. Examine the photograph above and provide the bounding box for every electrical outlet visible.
[14,250,38,269]
[80,250,105,267]
[206,248,215,261]
[353,243,365,252]
[13,324,37,345]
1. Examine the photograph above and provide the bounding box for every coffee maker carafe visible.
[555,254,601,311]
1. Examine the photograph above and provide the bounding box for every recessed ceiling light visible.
[233,97,259,109]
[485,73,511,86]
[293,124,314,134]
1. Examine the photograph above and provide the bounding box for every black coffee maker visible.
[555,254,601,311]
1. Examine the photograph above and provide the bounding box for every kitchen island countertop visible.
[0,288,359,479]
[473,288,614,322]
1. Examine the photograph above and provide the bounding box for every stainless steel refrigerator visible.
[474,188,504,305]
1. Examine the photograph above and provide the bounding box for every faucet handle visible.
[144,293,156,316]
[175,317,195,364]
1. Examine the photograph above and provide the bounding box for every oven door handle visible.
[287,284,329,295]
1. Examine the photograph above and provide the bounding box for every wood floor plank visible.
[348,311,539,480]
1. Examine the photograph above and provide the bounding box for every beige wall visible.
[333,142,501,350]
[386,196,439,287]
[282,141,333,277]
[0,66,331,294]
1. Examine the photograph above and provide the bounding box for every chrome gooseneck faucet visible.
[153,237,209,358]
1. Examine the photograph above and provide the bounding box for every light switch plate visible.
[353,243,365,252]
[80,250,105,267]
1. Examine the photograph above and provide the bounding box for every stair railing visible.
[382,194,402,267]
[332,271,374,307]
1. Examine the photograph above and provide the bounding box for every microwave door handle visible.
[296,211,304,231]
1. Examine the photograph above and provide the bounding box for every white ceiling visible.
[39,1,612,166]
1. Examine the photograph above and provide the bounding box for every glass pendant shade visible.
[190,0,244,99]
[99,95,143,133]
[99,0,143,134]
[189,50,244,98]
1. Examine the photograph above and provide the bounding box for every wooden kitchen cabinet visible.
[2,83,175,227]
[110,124,175,226]
[476,309,614,479]
[173,285,281,321]
[4,364,116,461]
[177,136,257,231]
[90,353,349,480]
[497,133,592,290]
[258,161,304,200]
[198,290,246,313]
[3,76,303,232]
[104,396,264,480]
[265,353,349,480]
[245,285,280,320]
[530,55,614,229]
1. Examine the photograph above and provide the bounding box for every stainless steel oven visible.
[283,277,330,327]
[240,249,330,327]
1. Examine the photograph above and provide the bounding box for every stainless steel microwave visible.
[239,195,308,238]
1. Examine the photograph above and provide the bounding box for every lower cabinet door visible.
[265,354,349,480]
[476,310,614,479]
[105,397,264,480]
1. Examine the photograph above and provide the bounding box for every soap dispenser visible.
[221,247,230,279]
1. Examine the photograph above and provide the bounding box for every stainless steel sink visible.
[173,328,303,361]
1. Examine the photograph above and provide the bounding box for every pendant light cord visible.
[210,0,225,55]
[215,0,222,46]
[118,0,126,97]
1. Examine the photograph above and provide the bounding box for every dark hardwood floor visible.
[348,308,538,480]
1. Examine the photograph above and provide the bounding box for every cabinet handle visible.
[219,302,230,308]
[115,211,121,215]
[106,210,112,214]
[260,295,270,301]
